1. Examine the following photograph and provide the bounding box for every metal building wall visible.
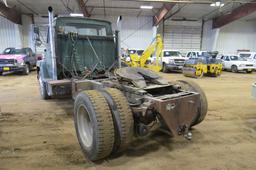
[216,20,256,54]
[163,20,202,53]
[0,16,22,52]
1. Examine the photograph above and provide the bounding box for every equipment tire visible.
[102,88,134,153]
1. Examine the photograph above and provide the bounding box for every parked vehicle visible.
[238,52,256,60]
[183,51,222,78]
[0,47,39,75]
[161,50,187,72]
[220,55,256,73]
[37,7,208,161]
[238,52,256,63]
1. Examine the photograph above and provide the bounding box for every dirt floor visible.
[0,71,256,170]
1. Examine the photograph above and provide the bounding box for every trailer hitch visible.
[178,124,192,140]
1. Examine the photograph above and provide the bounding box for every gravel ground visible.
[0,71,256,170]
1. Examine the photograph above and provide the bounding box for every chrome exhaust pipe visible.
[48,6,57,80]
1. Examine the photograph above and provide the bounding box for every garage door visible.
[163,20,202,53]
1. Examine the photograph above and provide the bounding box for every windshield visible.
[163,51,182,57]
[230,56,246,61]
[59,23,107,36]
[197,52,211,58]
[3,48,25,54]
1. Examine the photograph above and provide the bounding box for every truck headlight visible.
[169,59,175,64]
[17,60,25,66]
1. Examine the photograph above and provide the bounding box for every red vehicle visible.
[0,47,40,75]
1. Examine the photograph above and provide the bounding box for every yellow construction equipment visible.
[183,58,207,78]
[124,34,163,72]
[183,57,222,78]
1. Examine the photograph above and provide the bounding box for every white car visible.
[160,50,187,72]
[238,52,256,63]
[220,55,256,73]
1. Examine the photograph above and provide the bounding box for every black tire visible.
[74,90,115,161]
[176,80,208,126]
[102,88,134,153]
[38,74,50,100]
[231,65,238,73]
[162,63,168,73]
[246,70,252,73]
[23,64,30,75]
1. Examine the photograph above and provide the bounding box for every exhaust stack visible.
[48,6,57,80]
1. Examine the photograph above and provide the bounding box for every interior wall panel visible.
[0,16,22,52]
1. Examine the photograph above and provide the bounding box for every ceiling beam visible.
[153,3,175,26]
[213,1,256,29]
[76,0,91,17]
[0,2,21,24]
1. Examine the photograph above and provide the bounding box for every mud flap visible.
[153,93,200,136]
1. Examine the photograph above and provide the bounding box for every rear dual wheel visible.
[74,89,134,161]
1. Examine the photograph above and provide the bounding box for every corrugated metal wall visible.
[34,15,154,52]
[163,20,202,53]
[0,16,23,52]
[216,20,256,54]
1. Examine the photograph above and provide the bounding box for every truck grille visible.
[174,59,185,65]
[246,64,253,67]
[0,59,16,65]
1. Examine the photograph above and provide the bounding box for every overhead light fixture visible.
[216,1,221,6]
[70,13,84,17]
[140,5,153,9]
[210,1,224,7]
